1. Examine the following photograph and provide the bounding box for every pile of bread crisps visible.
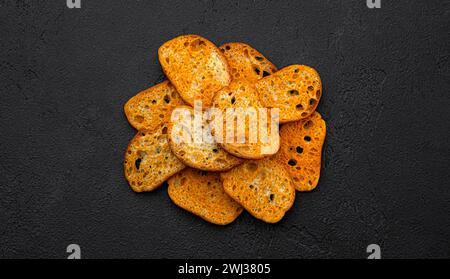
[124,35,326,224]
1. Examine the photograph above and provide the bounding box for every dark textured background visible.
[0,0,449,259]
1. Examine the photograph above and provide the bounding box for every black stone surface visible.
[0,0,449,259]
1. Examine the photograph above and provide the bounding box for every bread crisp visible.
[255,65,322,123]
[124,81,185,131]
[221,158,296,223]
[124,125,185,192]
[219,42,277,83]
[158,35,231,107]
[212,79,280,159]
[168,168,243,225]
[168,106,243,171]
[274,112,326,191]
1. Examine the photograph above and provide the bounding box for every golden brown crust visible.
[219,42,277,83]
[212,79,280,159]
[168,168,243,225]
[221,158,296,223]
[255,65,322,123]
[168,106,244,171]
[124,81,185,131]
[158,35,231,108]
[274,112,326,191]
[124,125,186,192]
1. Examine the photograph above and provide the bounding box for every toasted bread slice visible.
[221,158,296,223]
[124,125,185,192]
[255,65,322,123]
[219,42,277,83]
[274,112,326,191]
[158,35,231,107]
[124,81,185,131]
[168,106,243,171]
[168,168,243,225]
[211,79,280,159]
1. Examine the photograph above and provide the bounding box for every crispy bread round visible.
[168,106,243,171]
[221,158,296,223]
[168,168,243,225]
[158,35,231,107]
[124,81,185,131]
[212,79,280,159]
[274,112,326,191]
[124,125,186,192]
[219,42,277,83]
[255,65,322,123]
